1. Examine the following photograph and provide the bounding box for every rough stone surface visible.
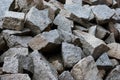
[29,29,61,50]
[71,56,102,80]
[54,14,73,33]
[106,65,120,80]
[26,7,52,34]
[88,25,97,36]
[105,33,116,44]
[59,71,75,80]
[73,30,109,59]
[0,0,14,20]
[65,0,82,5]
[107,43,120,59]
[110,59,119,67]
[30,50,58,80]
[62,42,82,68]
[0,74,31,80]
[92,5,115,20]
[0,47,28,62]
[96,53,113,67]
[2,56,21,73]
[113,8,120,20]
[2,11,25,31]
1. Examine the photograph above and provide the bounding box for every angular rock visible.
[92,5,115,21]
[107,43,120,59]
[2,11,25,31]
[0,0,14,20]
[54,14,73,33]
[113,8,120,21]
[0,74,31,80]
[64,4,94,20]
[96,53,113,67]
[95,26,110,39]
[73,30,109,59]
[106,65,120,80]
[59,71,75,80]
[29,29,61,51]
[0,35,6,51]
[2,56,22,73]
[71,56,102,80]
[25,7,52,34]
[98,69,106,79]
[0,47,28,62]
[30,50,58,80]
[110,59,119,67]
[62,42,82,68]
[65,0,82,5]
[33,0,44,10]
[114,23,120,33]
[75,25,88,32]
[105,33,116,44]
[0,67,3,75]
[88,25,97,36]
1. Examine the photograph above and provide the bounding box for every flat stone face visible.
[107,43,120,59]
[64,4,94,20]
[30,50,58,80]
[73,30,109,59]
[106,65,120,80]
[113,8,120,20]
[62,42,82,68]
[0,0,14,20]
[65,0,82,5]
[2,56,20,73]
[0,74,31,80]
[59,71,75,80]
[105,33,116,44]
[96,53,112,67]
[71,56,102,80]
[2,11,25,31]
[53,14,73,33]
[0,47,28,62]
[26,7,52,34]
[92,5,115,20]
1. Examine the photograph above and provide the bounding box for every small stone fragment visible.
[30,50,58,80]
[62,42,82,68]
[107,43,120,59]
[71,56,102,80]
[26,7,52,34]
[2,11,25,31]
[96,53,113,67]
[106,65,120,80]
[73,30,109,59]
[0,74,31,80]
[59,71,75,80]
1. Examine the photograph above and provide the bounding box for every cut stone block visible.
[92,5,115,21]
[26,7,52,34]
[2,11,25,31]
[53,14,73,33]
[71,56,102,80]
[0,74,31,80]
[106,65,120,80]
[0,47,28,62]
[59,71,75,80]
[2,56,22,73]
[73,30,109,59]
[107,43,120,59]
[0,0,14,20]
[96,53,113,67]
[30,50,58,80]
[28,29,61,51]
[62,42,82,68]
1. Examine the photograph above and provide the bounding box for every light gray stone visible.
[105,33,116,44]
[106,65,120,80]
[29,29,61,50]
[54,14,73,33]
[59,71,75,80]
[0,47,28,62]
[2,56,22,73]
[0,0,14,20]
[62,42,82,68]
[73,30,109,59]
[88,25,97,36]
[65,0,82,5]
[0,74,31,80]
[114,23,120,33]
[92,5,115,20]
[96,53,113,67]
[2,11,25,31]
[107,43,120,59]
[113,8,120,20]
[26,7,52,34]
[30,50,58,80]
[71,56,102,80]
[110,59,119,67]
